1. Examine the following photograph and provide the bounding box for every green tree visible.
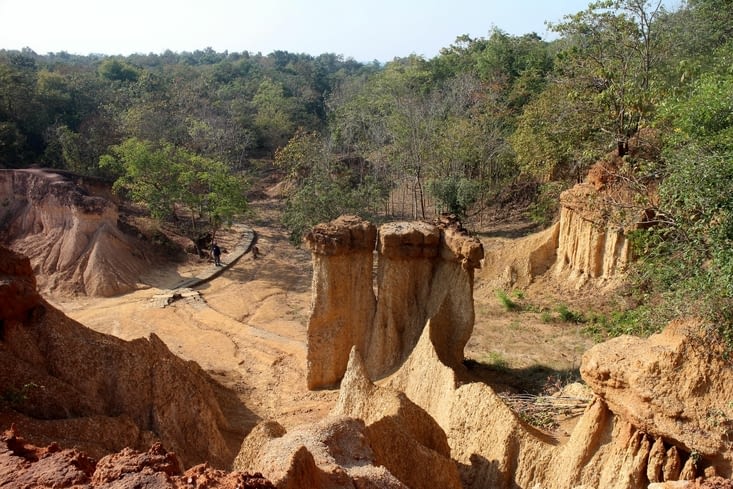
[101,138,248,250]
[275,130,387,242]
[550,0,666,156]
[627,51,733,342]
[252,78,295,151]
[98,59,140,82]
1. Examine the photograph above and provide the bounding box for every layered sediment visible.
[304,215,483,388]
[0,169,149,296]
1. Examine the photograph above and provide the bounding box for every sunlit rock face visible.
[304,215,483,389]
[0,169,150,297]
[554,183,631,289]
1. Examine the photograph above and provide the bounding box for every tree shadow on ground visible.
[462,359,581,396]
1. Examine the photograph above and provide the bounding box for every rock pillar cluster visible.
[304,215,483,389]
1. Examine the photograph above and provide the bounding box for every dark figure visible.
[252,245,260,259]
[212,242,221,266]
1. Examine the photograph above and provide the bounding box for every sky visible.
[0,0,674,62]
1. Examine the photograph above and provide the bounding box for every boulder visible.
[234,416,406,489]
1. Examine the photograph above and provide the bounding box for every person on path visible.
[212,242,221,266]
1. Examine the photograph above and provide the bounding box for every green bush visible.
[496,289,519,311]
[556,304,585,323]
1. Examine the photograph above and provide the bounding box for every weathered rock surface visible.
[0,245,240,469]
[300,213,733,489]
[0,169,149,296]
[582,320,733,475]
[0,427,276,488]
[233,416,407,488]
[478,223,560,289]
[303,215,377,389]
[332,347,462,489]
[383,320,731,488]
[553,183,631,288]
[235,347,464,489]
[304,215,483,388]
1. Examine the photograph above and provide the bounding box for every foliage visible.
[556,304,586,324]
[528,181,567,226]
[101,138,248,244]
[275,130,388,243]
[0,48,370,169]
[483,351,509,370]
[496,289,519,311]
[624,52,733,345]
[1,382,41,406]
[549,0,666,157]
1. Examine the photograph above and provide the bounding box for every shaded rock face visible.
[0,245,43,324]
[582,320,733,476]
[0,246,240,469]
[0,427,276,489]
[0,169,149,296]
[303,215,483,388]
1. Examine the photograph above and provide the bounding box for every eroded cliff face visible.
[553,183,631,289]
[385,321,732,488]
[0,245,242,469]
[479,162,642,292]
[0,169,149,296]
[303,215,483,389]
[581,321,733,477]
[235,214,732,489]
[237,317,732,488]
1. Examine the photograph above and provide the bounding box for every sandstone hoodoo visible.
[304,215,483,389]
[279,214,733,488]
[0,169,150,297]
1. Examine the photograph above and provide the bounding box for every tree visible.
[98,59,140,82]
[510,81,606,181]
[252,78,296,151]
[625,47,733,342]
[550,0,665,156]
[101,138,248,251]
[275,130,388,242]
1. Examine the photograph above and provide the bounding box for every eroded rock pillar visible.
[366,219,483,377]
[304,216,377,389]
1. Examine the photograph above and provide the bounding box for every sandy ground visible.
[52,200,596,442]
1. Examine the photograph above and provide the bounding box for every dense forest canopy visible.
[1,0,733,341]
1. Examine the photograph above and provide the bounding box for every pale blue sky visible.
[0,0,680,62]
